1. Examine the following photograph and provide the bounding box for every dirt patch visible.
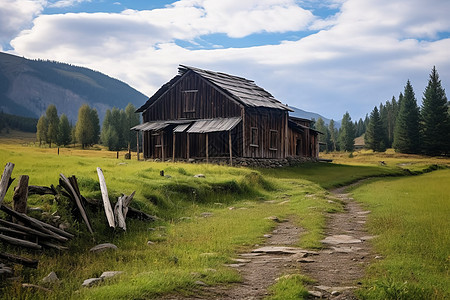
[164,184,374,299]
[163,221,305,299]
[300,188,374,299]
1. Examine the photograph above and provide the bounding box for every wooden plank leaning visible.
[59,173,94,235]
[114,191,135,230]
[96,167,115,228]
[0,162,14,206]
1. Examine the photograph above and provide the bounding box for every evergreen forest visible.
[316,66,450,156]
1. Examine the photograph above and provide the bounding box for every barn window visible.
[182,90,197,113]
[250,127,258,147]
[269,130,278,150]
[153,132,162,147]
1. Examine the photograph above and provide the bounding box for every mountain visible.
[0,52,147,122]
[289,106,341,128]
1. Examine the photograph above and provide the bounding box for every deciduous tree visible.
[75,104,99,149]
[36,115,47,146]
[45,104,59,148]
[57,114,71,146]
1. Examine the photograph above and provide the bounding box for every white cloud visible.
[48,0,91,8]
[0,0,46,46]
[5,0,450,120]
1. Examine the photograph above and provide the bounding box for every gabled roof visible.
[136,65,293,113]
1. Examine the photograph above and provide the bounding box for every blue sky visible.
[1,0,449,121]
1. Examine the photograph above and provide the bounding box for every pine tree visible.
[355,118,365,137]
[420,66,450,155]
[36,115,47,146]
[365,106,386,152]
[315,117,330,152]
[45,104,59,148]
[90,108,100,145]
[328,119,337,151]
[393,80,420,154]
[338,112,355,152]
[57,114,71,146]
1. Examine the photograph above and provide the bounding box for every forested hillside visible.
[0,52,147,122]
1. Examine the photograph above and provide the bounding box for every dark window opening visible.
[182,90,198,113]
[270,130,278,150]
[250,127,258,147]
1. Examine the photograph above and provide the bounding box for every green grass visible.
[266,274,313,300]
[2,138,449,299]
[259,162,404,189]
[0,142,342,299]
[351,170,450,299]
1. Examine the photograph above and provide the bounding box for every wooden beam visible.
[96,168,115,229]
[142,131,146,160]
[0,252,38,268]
[241,108,246,157]
[60,174,94,234]
[161,132,165,162]
[28,185,57,196]
[284,112,288,158]
[32,218,74,239]
[0,219,55,240]
[229,130,233,166]
[13,175,29,219]
[0,205,68,242]
[172,133,176,162]
[187,133,190,160]
[136,131,140,161]
[206,133,209,163]
[0,162,14,206]
[0,233,42,250]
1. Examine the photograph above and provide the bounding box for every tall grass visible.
[351,170,450,299]
[3,140,448,299]
[0,143,341,299]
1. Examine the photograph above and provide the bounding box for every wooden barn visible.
[133,65,319,164]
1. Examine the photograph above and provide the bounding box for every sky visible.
[1,0,449,121]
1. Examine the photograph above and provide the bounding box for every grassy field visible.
[351,170,450,300]
[1,135,449,299]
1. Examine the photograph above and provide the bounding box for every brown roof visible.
[132,117,242,133]
[136,65,292,113]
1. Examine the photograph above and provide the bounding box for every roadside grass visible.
[320,149,450,173]
[258,162,403,189]
[351,170,450,299]
[0,142,340,299]
[2,137,449,299]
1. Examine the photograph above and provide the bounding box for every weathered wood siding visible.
[143,126,243,160]
[243,108,288,159]
[287,121,319,158]
[143,71,242,122]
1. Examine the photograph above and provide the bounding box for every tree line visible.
[0,112,38,133]
[36,103,140,150]
[315,66,450,156]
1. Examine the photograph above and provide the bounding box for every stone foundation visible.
[150,156,318,168]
